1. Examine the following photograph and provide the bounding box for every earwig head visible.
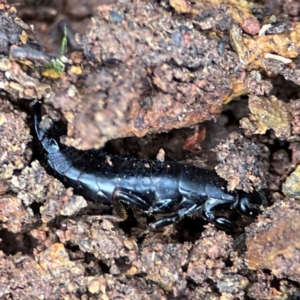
[237,190,267,216]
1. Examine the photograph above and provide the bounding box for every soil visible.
[1,0,300,299]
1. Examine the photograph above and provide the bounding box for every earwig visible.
[34,102,266,230]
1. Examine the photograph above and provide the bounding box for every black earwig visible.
[34,102,266,230]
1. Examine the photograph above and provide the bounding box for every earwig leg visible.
[113,188,149,210]
[87,215,125,222]
[146,199,176,214]
[202,197,235,230]
[111,188,150,221]
[150,203,200,229]
[150,214,180,229]
[202,212,234,229]
[111,197,128,221]
[211,216,234,229]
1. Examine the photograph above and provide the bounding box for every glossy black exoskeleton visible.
[34,102,266,230]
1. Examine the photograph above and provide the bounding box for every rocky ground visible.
[1,0,300,299]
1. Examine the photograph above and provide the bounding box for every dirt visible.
[1,0,300,299]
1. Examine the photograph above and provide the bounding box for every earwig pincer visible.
[34,102,266,230]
